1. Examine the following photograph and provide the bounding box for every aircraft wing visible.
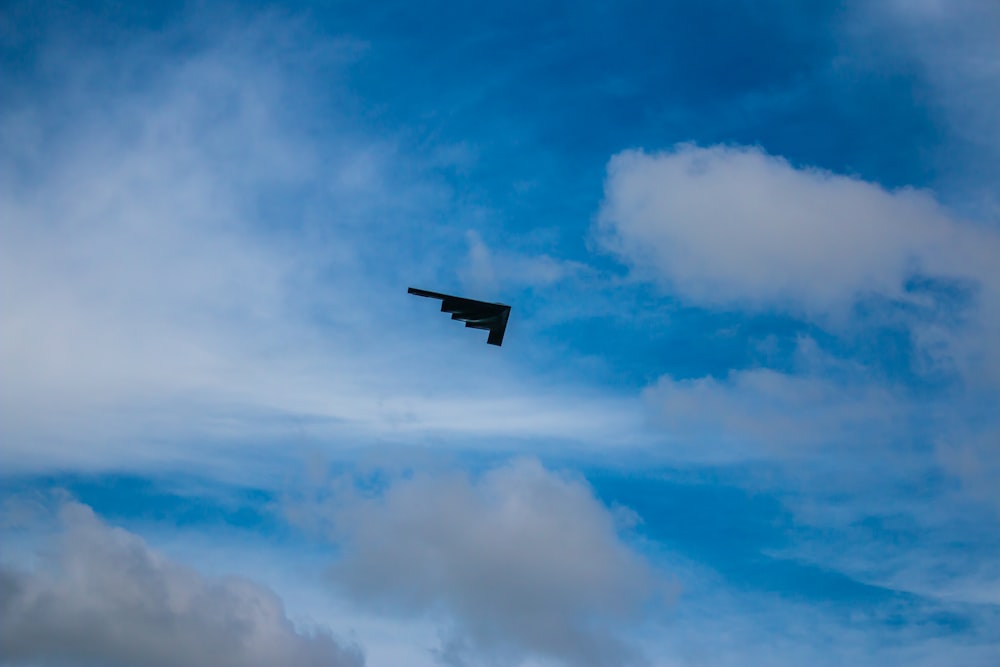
[408,287,511,346]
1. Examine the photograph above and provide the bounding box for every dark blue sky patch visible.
[531,296,816,385]
[314,0,940,198]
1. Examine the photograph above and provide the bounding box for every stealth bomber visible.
[408,287,511,346]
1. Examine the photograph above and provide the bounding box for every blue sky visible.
[2,1,1000,665]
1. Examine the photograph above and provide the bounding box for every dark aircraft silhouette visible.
[408,287,511,346]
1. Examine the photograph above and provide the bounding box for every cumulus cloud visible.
[296,458,663,667]
[0,502,362,667]
[596,143,1000,317]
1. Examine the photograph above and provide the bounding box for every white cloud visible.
[296,458,665,667]
[596,143,1000,318]
[0,502,362,667]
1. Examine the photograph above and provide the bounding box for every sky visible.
[2,1,1000,665]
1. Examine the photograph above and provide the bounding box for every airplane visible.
[408,287,511,346]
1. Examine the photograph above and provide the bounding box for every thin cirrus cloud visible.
[288,458,665,667]
[0,502,362,667]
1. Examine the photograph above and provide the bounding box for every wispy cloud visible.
[0,14,639,476]
[459,230,587,296]
[644,369,905,462]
